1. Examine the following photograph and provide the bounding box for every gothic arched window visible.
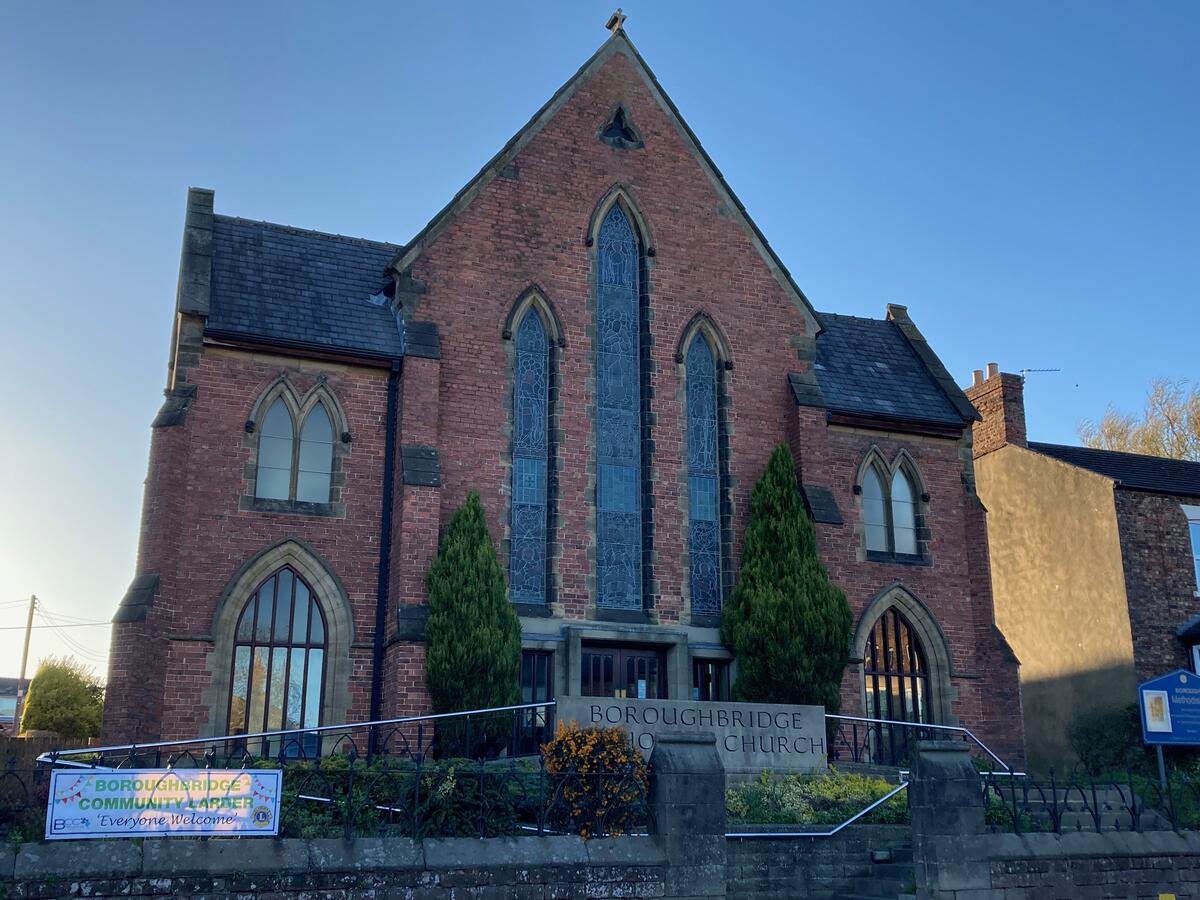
[890,470,918,556]
[297,404,334,503]
[685,335,722,615]
[860,456,925,559]
[595,203,644,610]
[254,396,337,505]
[228,566,326,743]
[864,606,931,764]
[862,466,889,553]
[511,311,550,604]
[256,398,294,500]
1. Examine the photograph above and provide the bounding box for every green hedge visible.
[726,768,908,826]
[266,756,543,839]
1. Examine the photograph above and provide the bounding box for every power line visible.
[35,612,107,664]
[39,610,111,626]
[0,622,109,630]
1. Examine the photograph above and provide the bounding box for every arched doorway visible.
[863,606,931,764]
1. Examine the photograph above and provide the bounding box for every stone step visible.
[990,786,1135,804]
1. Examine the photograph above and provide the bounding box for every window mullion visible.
[290,408,301,501]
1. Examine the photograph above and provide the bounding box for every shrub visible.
[424,493,522,754]
[21,657,103,740]
[1067,703,1150,775]
[725,767,907,826]
[541,721,649,839]
[271,755,536,838]
[721,445,853,710]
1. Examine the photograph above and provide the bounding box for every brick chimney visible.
[965,362,1027,458]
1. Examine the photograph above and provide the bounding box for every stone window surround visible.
[500,287,566,614]
[1183,504,1200,598]
[584,186,658,621]
[198,538,355,738]
[674,314,736,628]
[851,583,957,726]
[855,447,933,566]
[240,375,350,518]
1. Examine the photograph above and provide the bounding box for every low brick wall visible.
[726,825,910,899]
[2,835,670,899]
[926,830,1200,899]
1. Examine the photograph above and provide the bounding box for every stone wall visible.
[726,825,909,900]
[4,836,671,900]
[911,739,1200,899]
[925,830,1200,899]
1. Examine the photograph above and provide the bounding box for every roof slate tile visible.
[207,216,404,358]
[814,313,965,427]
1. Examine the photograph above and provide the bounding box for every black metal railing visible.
[3,756,653,841]
[41,701,558,771]
[826,714,1013,772]
[981,766,1200,834]
[29,702,652,841]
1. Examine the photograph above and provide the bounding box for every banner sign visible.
[46,769,283,840]
[554,696,826,775]
[1139,669,1200,746]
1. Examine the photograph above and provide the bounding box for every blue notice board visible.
[1139,669,1200,746]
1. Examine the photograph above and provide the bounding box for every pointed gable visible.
[388,30,820,338]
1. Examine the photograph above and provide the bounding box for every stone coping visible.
[727,823,908,837]
[965,828,1200,860]
[6,835,668,882]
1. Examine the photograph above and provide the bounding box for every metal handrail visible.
[726,777,911,839]
[37,699,559,765]
[827,713,1016,773]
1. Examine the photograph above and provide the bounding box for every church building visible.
[103,21,1025,765]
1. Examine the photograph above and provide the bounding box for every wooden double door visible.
[581,645,667,699]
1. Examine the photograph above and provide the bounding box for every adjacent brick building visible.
[968,363,1200,770]
[103,25,1024,766]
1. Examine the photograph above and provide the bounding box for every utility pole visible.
[14,595,36,733]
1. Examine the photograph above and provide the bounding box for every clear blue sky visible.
[1,2,1196,680]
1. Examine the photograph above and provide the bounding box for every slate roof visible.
[813,313,967,427]
[1029,443,1200,498]
[207,216,404,358]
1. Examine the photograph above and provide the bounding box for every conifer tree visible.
[424,493,522,720]
[720,444,853,710]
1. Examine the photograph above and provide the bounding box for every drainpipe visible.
[369,358,401,749]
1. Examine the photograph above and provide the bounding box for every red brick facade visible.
[1115,490,1200,682]
[103,32,1024,765]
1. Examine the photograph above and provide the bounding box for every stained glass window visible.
[596,204,643,610]
[511,312,549,604]
[686,336,722,615]
[228,567,326,757]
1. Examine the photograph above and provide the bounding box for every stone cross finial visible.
[606,8,627,34]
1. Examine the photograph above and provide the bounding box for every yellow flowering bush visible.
[541,720,649,839]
